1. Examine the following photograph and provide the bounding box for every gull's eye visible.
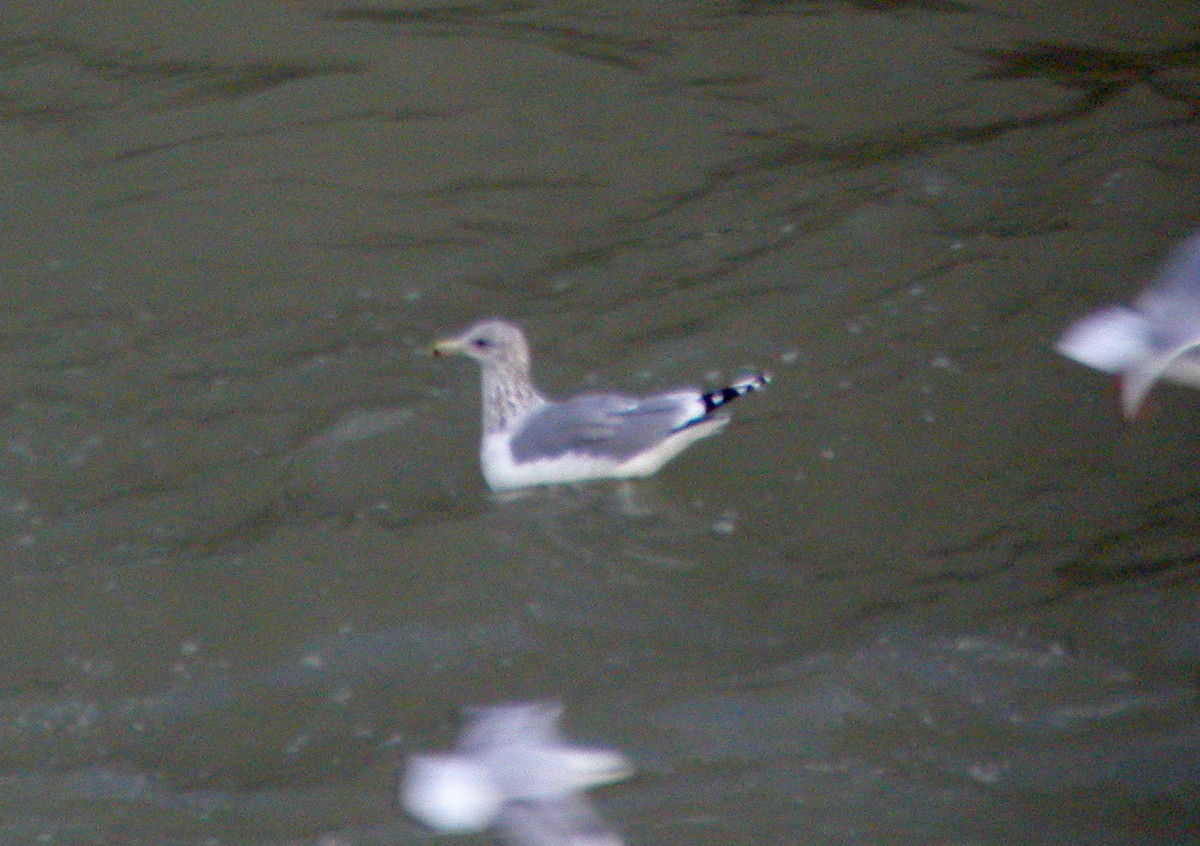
[471,337,492,349]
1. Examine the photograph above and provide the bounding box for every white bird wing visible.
[1136,230,1200,329]
[1120,232,1200,415]
[1120,336,1200,417]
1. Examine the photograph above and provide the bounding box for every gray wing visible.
[1137,231,1200,337]
[509,392,705,464]
[1120,233,1200,414]
[461,702,565,752]
[498,795,624,846]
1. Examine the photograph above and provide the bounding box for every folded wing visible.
[509,392,707,464]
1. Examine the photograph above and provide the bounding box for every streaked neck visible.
[481,361,543,433]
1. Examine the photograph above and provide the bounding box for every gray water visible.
[2,1,1199,844]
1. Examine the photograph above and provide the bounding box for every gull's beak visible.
[556,748,636,789]
[429,335,464,357]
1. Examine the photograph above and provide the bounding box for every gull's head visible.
[431,319,531,370]
[400,753,504,833]
[1055,305,1152,374]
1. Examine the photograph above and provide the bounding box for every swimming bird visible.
[400,701,633,846]
[431,319,770,490]
[1056,230,1200,417]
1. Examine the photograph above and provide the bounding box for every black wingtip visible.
[700,371,771,414]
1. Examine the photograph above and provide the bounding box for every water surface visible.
[1,1,1199,844]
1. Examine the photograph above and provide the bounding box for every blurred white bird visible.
[401,702,634,846]
[1056,230,1200,417]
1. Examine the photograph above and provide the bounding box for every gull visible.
[400,701,634,846]
[431,319,770,490]
[1056,230,1200,418]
